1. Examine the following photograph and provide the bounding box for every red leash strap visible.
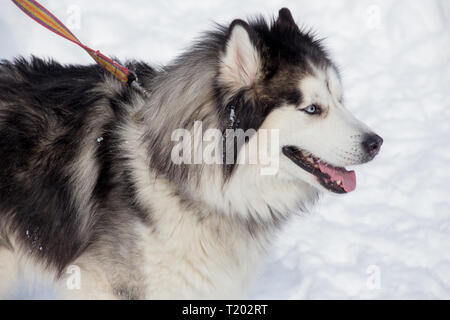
[11,0,139,87]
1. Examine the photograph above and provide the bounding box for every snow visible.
[1,0,450,299]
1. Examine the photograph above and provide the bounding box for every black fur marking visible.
[277,8,297,26]
[284,90,303,106]
[220,89,272,176]
[92,119,151,226]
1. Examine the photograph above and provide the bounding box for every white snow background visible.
[1,0,449,299]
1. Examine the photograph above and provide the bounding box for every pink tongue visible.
[318,162,356,192]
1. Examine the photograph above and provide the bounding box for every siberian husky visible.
[0,8,382,299]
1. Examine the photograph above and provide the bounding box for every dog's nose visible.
[362,134,383,157]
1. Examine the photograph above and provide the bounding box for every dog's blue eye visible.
[304,105,320,115]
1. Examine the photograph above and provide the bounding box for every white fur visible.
[219,25,261,91]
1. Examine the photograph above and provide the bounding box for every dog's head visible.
[216,8,383,195]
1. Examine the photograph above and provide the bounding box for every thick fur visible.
[0,8,380,299]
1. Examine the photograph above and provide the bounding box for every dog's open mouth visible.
[282,146,356,194]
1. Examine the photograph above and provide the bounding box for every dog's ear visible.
[277,8,298,28]
[219,20,261,90]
